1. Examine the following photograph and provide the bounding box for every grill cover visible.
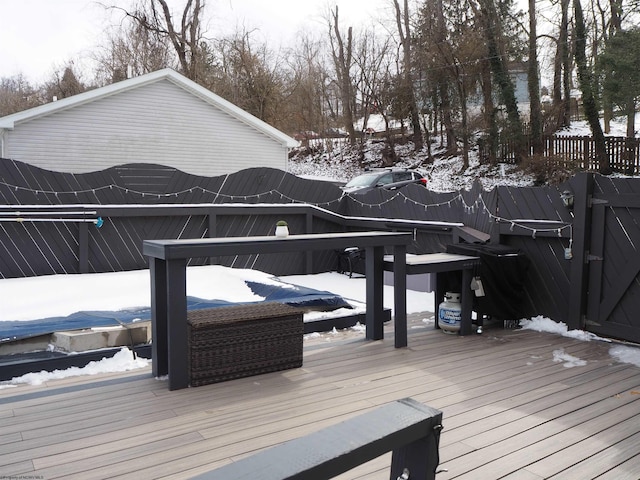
[446,243,530,320]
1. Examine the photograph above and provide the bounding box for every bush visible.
[520,154,581,185]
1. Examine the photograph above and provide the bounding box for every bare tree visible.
[43,64,86,101]
[416,0,457,156]
[284,33,329,137]
[552,0,571,130]
[392,0,423,150]
[0,75,42,116]
[111,0,206,81]
[328,7,357,144]
[211,29,286,127]
[573,0,610,174]
[94,20,173,84]
[477,0,526,160]
[354,28,405,163]
[528,0,543,154]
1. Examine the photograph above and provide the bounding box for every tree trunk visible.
[478,0,526,161]
[573,0,611,174]
[119,0,204,81]
[433,0,456,154]
[603,0,624,134]
[330,7,357,145]
[481,65,498,165]
[625,98,636,174]
[528,0,542,154]
[561,0,571,127]
[457,81,470,170]
[439,80,458,155]
[393,0,423,150]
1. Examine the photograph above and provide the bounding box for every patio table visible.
[144,231,412,390]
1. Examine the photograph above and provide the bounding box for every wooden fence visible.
[482,135,640,173]
[1,158,639,343]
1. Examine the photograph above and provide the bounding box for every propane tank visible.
[438,291,462,334]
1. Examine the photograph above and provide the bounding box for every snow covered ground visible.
[1,265,639,388]
[289,114,640,192]
[0,265,433,324]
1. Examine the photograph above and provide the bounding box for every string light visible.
[0,180,573,242]
[0,180,463,209]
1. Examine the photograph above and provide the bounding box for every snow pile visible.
[609,345,640,368]
[521,315,640,369]
[520,315,606,342]
[552,349,587,368]
[1,347,148,388]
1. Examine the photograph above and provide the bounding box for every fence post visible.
[207,210,217,265]
[306,212,313,273]
[79,222,89,273]
[567,172,594,330]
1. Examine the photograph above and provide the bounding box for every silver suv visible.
[342,169,427,193]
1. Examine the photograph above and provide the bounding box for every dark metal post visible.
[389,409,443,480]
[393,244,407,347]
[434,274,444,330]
[207,211,216,265]
[460,268,474,335]
[166,258,188,390]
[366,245,384,340]
[567,172,594,330]
[150,257,168,378]
[305,213,313,273]
[78,222,89,273]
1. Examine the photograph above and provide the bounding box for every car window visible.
[377,173,393,185]
[344,172,380,188]
[393,172,412,182]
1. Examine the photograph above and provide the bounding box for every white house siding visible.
[4,79,288,176]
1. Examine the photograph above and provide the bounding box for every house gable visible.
[0,69,297,177]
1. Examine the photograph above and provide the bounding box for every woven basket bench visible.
[187,302,304,387]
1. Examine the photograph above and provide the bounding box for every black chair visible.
[337,246,365,278]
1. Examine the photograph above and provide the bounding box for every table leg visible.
[365,246,384,341]
[434,273,445,330]
[460,268,474,336]
[150,257,168,378]
[393,244,407,347]
[166,259,189,390]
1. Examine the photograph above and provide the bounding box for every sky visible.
[1,264,639,388]
[0,0,391,84]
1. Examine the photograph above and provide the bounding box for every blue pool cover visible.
[0,280,352,342]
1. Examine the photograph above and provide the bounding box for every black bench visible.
[193,397,443,480]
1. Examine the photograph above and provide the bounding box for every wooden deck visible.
[1,314,640,479]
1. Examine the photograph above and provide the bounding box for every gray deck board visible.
[0,315,639,479]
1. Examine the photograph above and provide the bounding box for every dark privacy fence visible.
[1,158,639,342]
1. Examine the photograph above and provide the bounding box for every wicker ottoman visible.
[187,302,304,387]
